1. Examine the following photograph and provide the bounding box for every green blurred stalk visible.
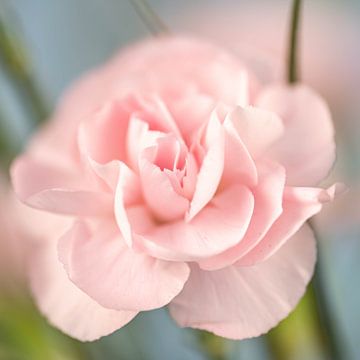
[0,290,88,360]
[0,5,48,127]
[0,110,18,168]
[197,331,228,360]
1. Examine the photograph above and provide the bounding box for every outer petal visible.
[169,224,316,340]
[237,184,342,266]
[256,84,335,186]
[58,221,190,312]
[136,185,254,261]
[30,235,137,341]
[199,161,285,270]
[11,156,112,216]
[111,36,253,106]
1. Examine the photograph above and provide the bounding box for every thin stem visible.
[129,0,169,36]
[0,5,48,126]
[287,0,302,83]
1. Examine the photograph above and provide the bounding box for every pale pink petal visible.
[78,100,131,164]
[168,91,216,142]
[181,153,199,199]
[126,117,164,172]
[11,156,111,216]
[139,95,181,136]
[30,235,137,341]
[58,221,190,312]
[139,148,189,222]
[226,106,284,159]
[186,112,225,221]
[256,84,335,186]
[114,162,142,246]
[237,183,343,266]
[169,224,316,340]
[88,158,141,204]
[221,116,258,188]
[199,161,285,270]
[111,36,253,106]
[136,185,254,261]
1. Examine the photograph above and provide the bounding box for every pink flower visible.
[11,36,339,341]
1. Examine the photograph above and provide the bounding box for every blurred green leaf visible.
[0,290,88,360]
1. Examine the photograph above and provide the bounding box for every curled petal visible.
[11,156,111,216]
[135,185,254,261]
[222,115,258,188]
[139,156,190,222]
[199,161,285,270]
[237,183,343,266]
[186,111,225,221]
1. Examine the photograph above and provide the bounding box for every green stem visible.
[129,0,169,36]
[0,8,48,126]
[287,0,302,84]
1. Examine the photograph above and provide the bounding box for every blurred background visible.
[0,0,359,359]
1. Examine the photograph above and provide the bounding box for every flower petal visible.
[11,156,112,216]
[136,185,254,261]
[256,84,335,186]
[58,221,190,312]
[222,115,258,188]
[78,100,131,164]
[186,111,225,221]
[226,106,284,159]
[169,224,316,340]
[30,233,136,341]
[237,183,342,266]
[199,161,285,270]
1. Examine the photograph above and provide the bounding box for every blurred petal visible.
[226,106,284,158]
[11,156,111,216]
[169,224,316,340]
[256,84,335,186]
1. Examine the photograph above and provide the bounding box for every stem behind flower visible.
[287,0,302,84]
[129,0,169,36]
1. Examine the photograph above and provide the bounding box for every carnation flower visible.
[11,36,339,341]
